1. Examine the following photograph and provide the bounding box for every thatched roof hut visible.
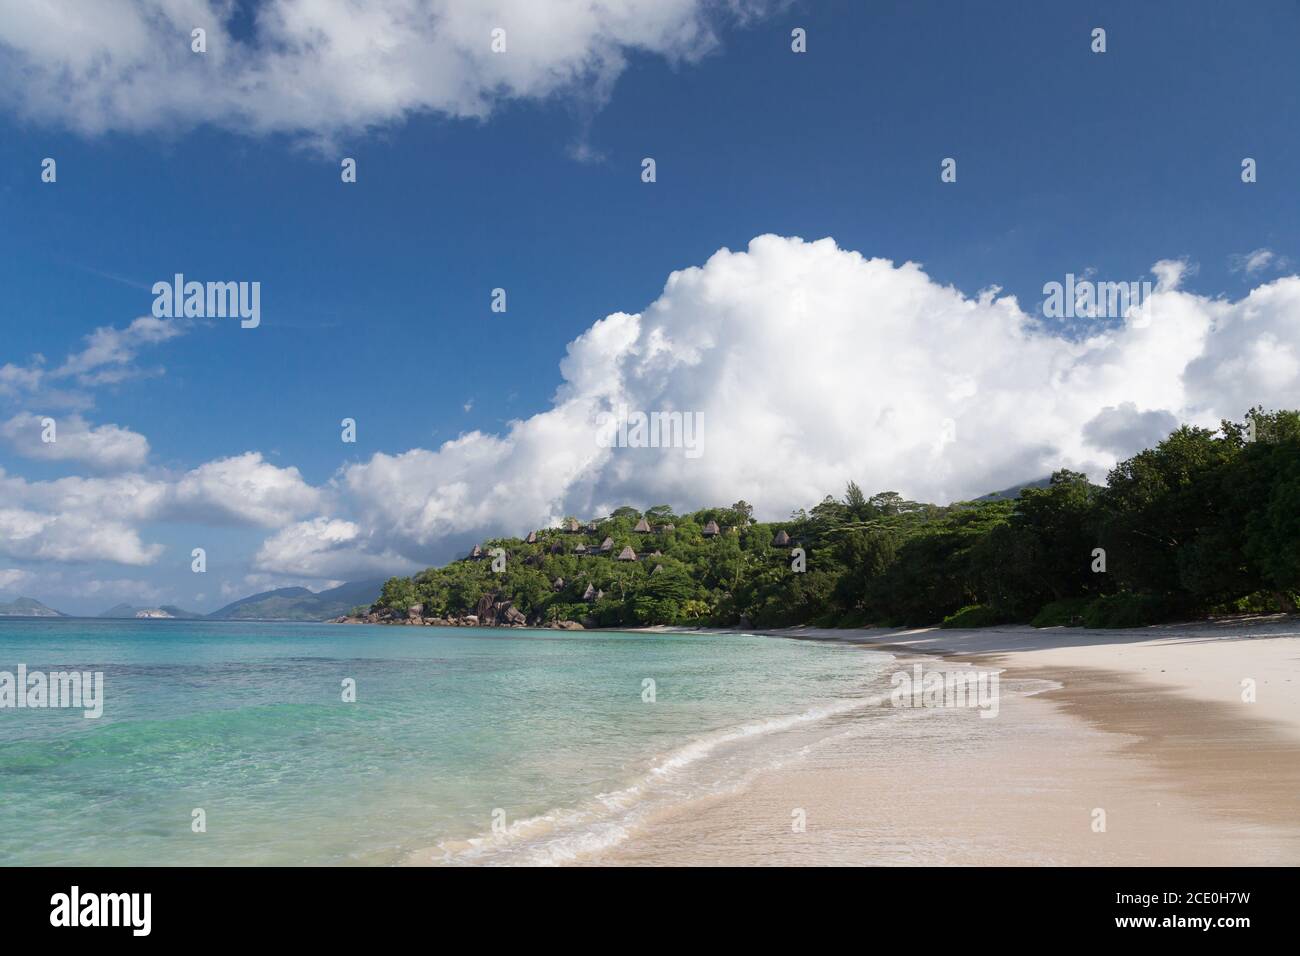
[772,529,790,547]
[525,531,538,544]
[467,544,483,559]
[634,517,651,533]
[600,536,614,553]
[702,520,721,537]
[574,543,588,554]
[616,545,637,561]
[564,518,581,533]
[582,583,597,601]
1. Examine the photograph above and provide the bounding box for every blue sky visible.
[1,0,1298,614]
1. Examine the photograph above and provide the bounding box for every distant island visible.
[0,597,66,617]
[350,408,1300,631]
[99,603,206,619]
[206,580,386,621]
[0,579,387,622]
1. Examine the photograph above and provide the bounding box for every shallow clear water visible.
[0,619,891,865]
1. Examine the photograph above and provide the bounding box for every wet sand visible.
[593,617,1300,865]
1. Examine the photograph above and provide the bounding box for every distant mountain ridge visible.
[0,597,66,617]
[206,579,387,621]
[1,579,386,621]
[975,476,1052,501]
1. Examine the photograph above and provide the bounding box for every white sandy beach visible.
[591,617,1300,866]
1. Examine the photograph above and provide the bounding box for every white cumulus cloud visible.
[0,0,762,143]
[253,516,417,578]
[168,452,329,527]
[7,236,1298,586]
[0,508,163,566]
[0,450,330,569]
[325,235,1300,569]
[1,412,151,471]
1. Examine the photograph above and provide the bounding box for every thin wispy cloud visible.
[1230,247,1290,276]
[2,315,190,403]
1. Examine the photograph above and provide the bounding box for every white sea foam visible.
[429,692,889,866]
[421,650,1076,867]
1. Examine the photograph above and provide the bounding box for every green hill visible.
[207,579,386,621]
[370,409,1300,631]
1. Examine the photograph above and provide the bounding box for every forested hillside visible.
[371,409,1300,629]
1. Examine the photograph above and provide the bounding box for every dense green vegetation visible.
[374,410,1300,629]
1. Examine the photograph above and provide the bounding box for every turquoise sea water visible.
[0,619,892,865]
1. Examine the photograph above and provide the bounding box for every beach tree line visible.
[373,408,1299,629]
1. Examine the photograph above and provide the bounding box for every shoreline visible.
[12,616,1296,865]
[586,617,1300,865]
